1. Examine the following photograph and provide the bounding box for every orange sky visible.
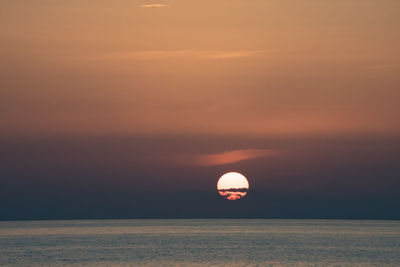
[1,0,399,136]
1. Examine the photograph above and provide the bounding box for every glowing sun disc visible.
[217,172,249,200]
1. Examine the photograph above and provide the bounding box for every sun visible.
[217,172,249,200]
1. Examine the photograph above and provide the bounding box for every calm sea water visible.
[0,219,399,266]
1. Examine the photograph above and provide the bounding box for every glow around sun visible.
[217,172,249,200]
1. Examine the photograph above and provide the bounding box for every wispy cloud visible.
[364,63,400,71]
[202,51,259,59]
[140,4,170,8]
[75,50,264,61]
[176,149,280,166]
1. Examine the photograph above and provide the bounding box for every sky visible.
[0,0,399,220]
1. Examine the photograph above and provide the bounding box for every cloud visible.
[202,51,259,59]
[140,4,170,8]
[72,50,264,61]
[176,149,280,166]
[364,64,400,71]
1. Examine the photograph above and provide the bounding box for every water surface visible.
[1,219,399,266]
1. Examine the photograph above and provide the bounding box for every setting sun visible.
[217,172,249,200]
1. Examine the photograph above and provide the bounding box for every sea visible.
[0,219,399,266]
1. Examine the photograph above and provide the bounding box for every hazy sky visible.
[1,0,399,136]
[0,0,399,219]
